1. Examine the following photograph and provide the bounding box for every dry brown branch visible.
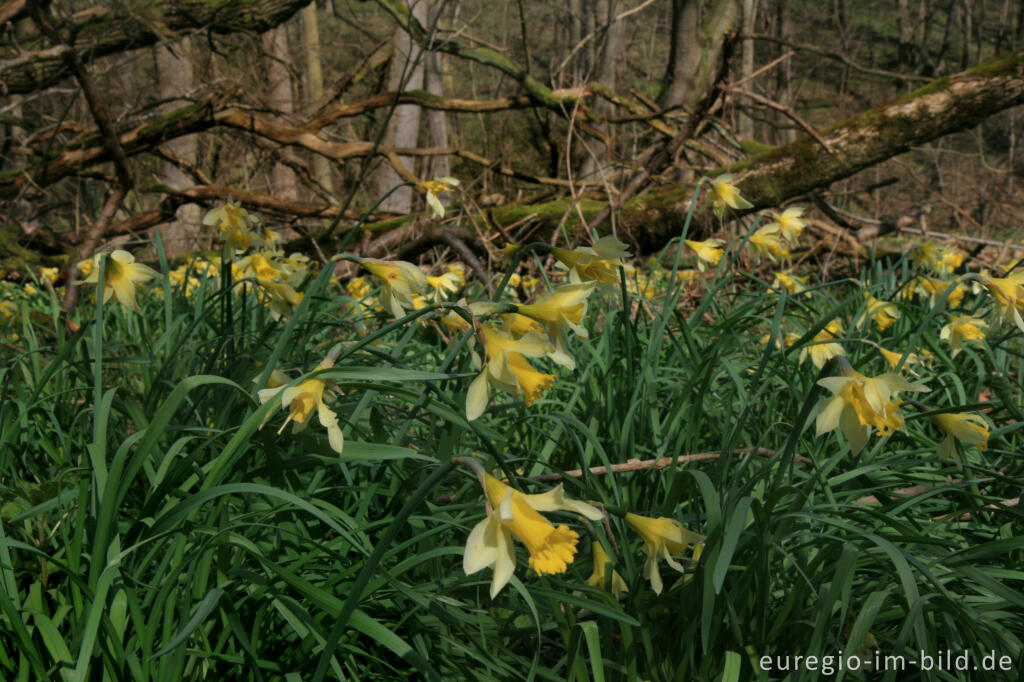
[529,447,812,483]
[747,33,932,83]
[729,88,833,153]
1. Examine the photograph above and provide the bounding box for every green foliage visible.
[2,204,1023,681]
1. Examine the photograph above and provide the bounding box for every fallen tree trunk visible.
[360,49,1024,252]
[7,48,1024,261]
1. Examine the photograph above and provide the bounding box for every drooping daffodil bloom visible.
[419,176,460,218]
[203,200,260,252]
[932,412,989,467]
[515,281,596,370]
[766,206,806,244]
[798,319,845,369]
[876,346,923,375]
[82,250,158,313]
[976,272,1024,332]
[861,294,901,332]
[257,346,344,454]
[816,360,929,455]
[940,315,987,357]
[625,512,704,595]
[685,239,726,272]
[586,542,629,599]
[771,270,809,296]
[748,224,788,262]
[466,321,556,421]
[463,471,603,598]
[361,258,429,319]
[709,173,753,217]
[551,236,631,284]
[426,272,462,302]
[915,275,965,309]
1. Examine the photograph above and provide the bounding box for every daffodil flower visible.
[940,315,987,356]
[876,346,922,374]
[586,542,628,598]
[625,512,704,595]
[550,236,631,284]
[766,206,806,244]
[257,347,344,454]
[709,173,753,217]
[466,322,556,421]
[799,319,845,369]
[82,250,158,313]
[203,200,260,252]
[915,276,965,308]
[419,176,460,218]
[977,273,1024,332]
[861,294,901,331]
[816,365,929,455]
[748,224,788,262]
[515,281,596,369]
[685,239,726,272]
[361,258,429,319]
[932,412,989,467]
[771,270,809,295]
[463,472,601,598]
[426,272,462,302]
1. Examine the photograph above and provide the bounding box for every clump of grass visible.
[1,185,1022,681]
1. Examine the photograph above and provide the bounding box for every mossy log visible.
[359,49,1024,252]
[0,0,311,95]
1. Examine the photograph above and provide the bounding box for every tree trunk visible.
[422,2,450,181]
[580,0,623,182]
[263,23,298,198]
[738,0,758,140]
[372,0,429,213]
[154,38,201,256]
[301,2,333,194]
[660,0,742,112]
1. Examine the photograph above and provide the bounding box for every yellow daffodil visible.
[876,346,923,374]
[909,241,964,275]
[765,206,806,244]
[466,322,556,421]
[463,473,600,598]
[749,225,788,262]
[858,294,901,331]
[625,513,704,595]
[82,250,158,313]
[203,200,260,252]
[709,173,752,217]
[347,276,371,300]
[771,270,809,296]
[586,542,628,598]
[426,272,461,302]
[940,315,987,356]
[799,319,845,369]
[39,267,59,286]
[816,366,929,455]
[977,272,1024,331]
[551,236,631,284]
[516,281,595,369]
[685,238,726,272]
[361,258,428,319]
[932,412,989,466]
[257,348,344,454]
[915,276,965,308]
[419,176,460,218]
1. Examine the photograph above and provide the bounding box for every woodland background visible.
[2,0,1024,277]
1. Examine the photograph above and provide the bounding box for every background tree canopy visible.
[2,0,1023,273]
